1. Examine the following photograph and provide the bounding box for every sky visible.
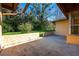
[46,3,66,21]
[20,3,66,21]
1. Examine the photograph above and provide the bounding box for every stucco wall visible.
[54,20,69,36]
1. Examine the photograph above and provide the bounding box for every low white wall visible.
[2,33,40,48]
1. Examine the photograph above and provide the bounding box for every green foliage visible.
[46,22,55,31]
[2,23,14,33]
[30,4,51,31]
[18,22,33,33]
[2,16,14,33]
[2,4,54,35]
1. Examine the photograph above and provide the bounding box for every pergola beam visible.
[2,3,19,11]
[21,3,30,15]
[2,13,17,16]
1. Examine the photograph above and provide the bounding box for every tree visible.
[30,3,51,30]
[2,3,54,33]
[46,22,55,31]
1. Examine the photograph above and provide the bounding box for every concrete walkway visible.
[0,35,79,56]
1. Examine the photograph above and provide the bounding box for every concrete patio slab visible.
[0,35,79,56]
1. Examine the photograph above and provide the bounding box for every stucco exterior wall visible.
[54,20,69,36]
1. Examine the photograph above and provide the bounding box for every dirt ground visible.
[0,35,79,56]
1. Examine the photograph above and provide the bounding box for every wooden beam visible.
[21,3,30,15]
[13,3,19,11]
[2,13,17,16]
[2,3,19,11]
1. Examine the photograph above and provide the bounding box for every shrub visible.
[46,22,55,31]
[2,23,14,33]
[18,22,33,33]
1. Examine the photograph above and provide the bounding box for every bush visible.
[46,22,55,31]
[18,22,33,33]
[2,23,14,33]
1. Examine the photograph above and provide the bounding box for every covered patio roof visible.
[57,3,79,17]
[2,3,19,11]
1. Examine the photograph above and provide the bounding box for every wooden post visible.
[0,3,3,49]
[68,13,72,35]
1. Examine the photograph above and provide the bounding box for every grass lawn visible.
[3,32,25,35]
[3,31,40,35]
[3,30,53,35]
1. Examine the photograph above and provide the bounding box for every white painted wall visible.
[3,33,41,48]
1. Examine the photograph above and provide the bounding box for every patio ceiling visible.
[57,3,79,17]
[2,3,19,11]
